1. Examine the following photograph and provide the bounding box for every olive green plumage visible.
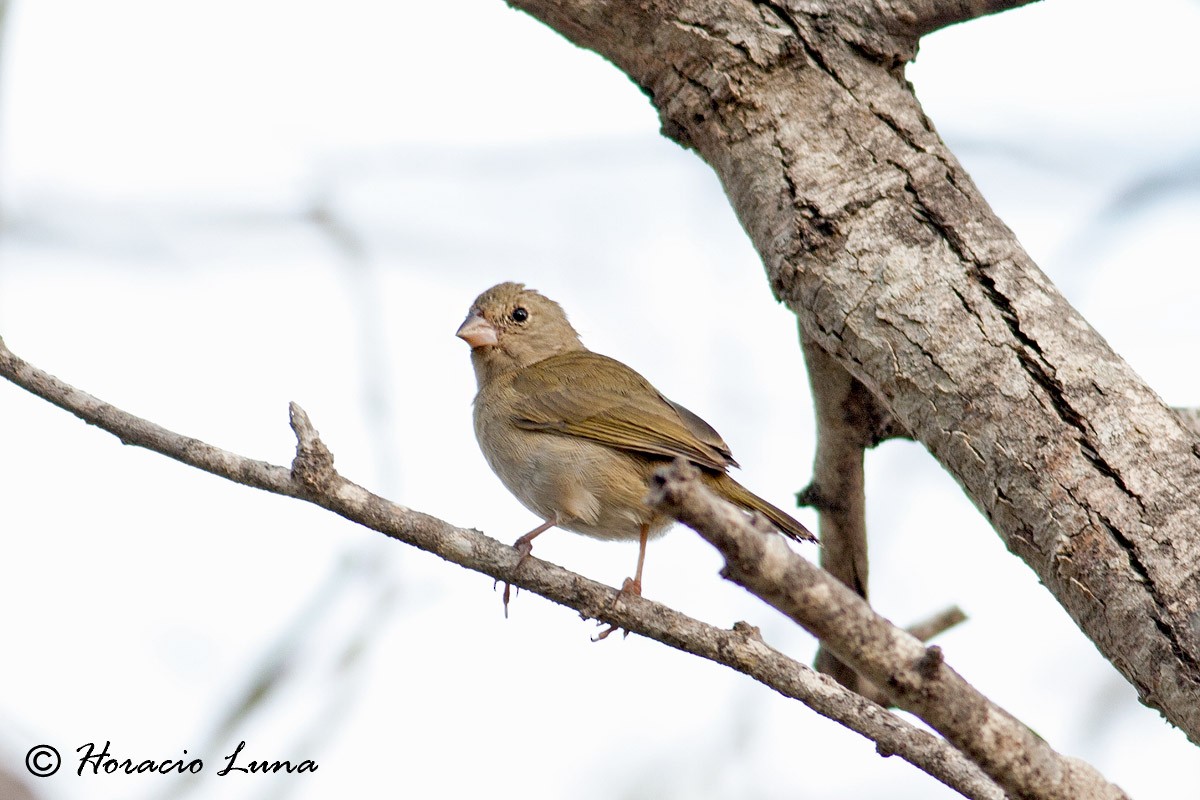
[457,282,815,549]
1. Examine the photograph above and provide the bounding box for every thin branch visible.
[798,329,882,599]
[798,328,888,696]
[0,340,300,497]
[648,459,1129,800]
[881,0,1043,39]
[799,326,959,707]
[0,336,1004,800]
[906,605,968,643]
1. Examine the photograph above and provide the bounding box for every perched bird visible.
[457,282,815,631]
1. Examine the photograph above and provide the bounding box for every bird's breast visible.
[473,395,665,541]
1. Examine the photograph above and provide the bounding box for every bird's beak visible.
[456,312,498,348]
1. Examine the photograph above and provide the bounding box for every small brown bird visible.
[457,282,814,630]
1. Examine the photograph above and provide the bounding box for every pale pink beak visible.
[456,312,498,348]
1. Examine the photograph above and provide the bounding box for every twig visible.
[648,459,1129,800]
[907,605,968,643]
[0,335,1004,800]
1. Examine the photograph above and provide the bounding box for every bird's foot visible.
[592,576,642,641]
[513,535,535,568]
[498,535,538,618]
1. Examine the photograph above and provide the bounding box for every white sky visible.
[1,1,1199,799]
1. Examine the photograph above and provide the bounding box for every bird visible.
[456,282,815,635]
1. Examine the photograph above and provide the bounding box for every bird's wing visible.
[510,351,737,471]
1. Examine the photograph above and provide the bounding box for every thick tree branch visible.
[649,459,1129,800]
[506,0,1200,741]
[0,336,1005,800]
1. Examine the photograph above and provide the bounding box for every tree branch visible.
[798,326,888,699]
[799,329,960,704]
[0,336,1005,800]
[649,459,1129,800]
[905,604,968,643]
[879,0,1044,39]
[506,0,1200,742]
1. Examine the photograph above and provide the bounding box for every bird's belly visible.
[480,423,666,541]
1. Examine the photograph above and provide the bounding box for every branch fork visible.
[647,458,1128,800]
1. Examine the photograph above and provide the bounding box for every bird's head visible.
[456,282,584,383]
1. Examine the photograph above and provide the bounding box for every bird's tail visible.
[713,474,816,544]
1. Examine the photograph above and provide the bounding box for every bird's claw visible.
[498,536,537,619]
[592,576,642,641]
[513,537,534,570]
[498,580,518,618]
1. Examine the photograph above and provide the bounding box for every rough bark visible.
[506,0,1200,740]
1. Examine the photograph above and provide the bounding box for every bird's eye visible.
[511,307,529,323]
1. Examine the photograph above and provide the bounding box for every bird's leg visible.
[626,522,649,596]
[513,516,557,568]
[594,523,649,641]
[501,514,558,617]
